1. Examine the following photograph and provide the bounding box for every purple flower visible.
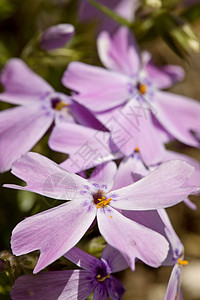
[0,59,101,173]
[62,26,200,150]
[4,152,198,273]
[40,23,75,51]
[11,245,127,300]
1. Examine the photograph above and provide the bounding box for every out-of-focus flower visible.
[79,0,137,33]
[11,245,127,300]
[0,59,101,173]
[4,152,198,273]
[40,23,75,51]
[62,26,200,151]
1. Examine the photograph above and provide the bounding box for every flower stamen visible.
[55,101,68,111]
[97,273,110,282]
[177,258,188,266]
[137,83,147,94]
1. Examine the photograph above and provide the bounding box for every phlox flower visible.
[4,152,198,273]
[62,26,200,154]
[0,59,101,173]
[11,245,127,300]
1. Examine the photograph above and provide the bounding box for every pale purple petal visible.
[49,122,121,173]
[111,160,198,210]
[62,62,129,111]
[4,152,88,200]
[101,245,128,273]
[0,59,53,105]
[11,200,96,273]
[112,155,148,190]
[93,284,107,300]
[97,207,169,269]
[11,270,95,300]
[64,247,102,271]
[164,264,182,300]
[97,26,140,75]
[0,104,53,173]
[90,162,117,190]
[40,24,75,51]
[154,91,200,147]
[142,51,185,89]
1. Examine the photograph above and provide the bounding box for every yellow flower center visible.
[93,190,112,209]
[55,101,69,111]
[138,83,147,94]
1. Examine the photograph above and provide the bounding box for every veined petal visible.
[101,245,128,273]
[111,160,198,211]
[0,59,53,105]
[0,104,53,173]
[10,270,95,300]
[142,51,185,89]
[106,276,125,300]
[90,161,117,191]
[97,207,169,269]
[62,62,129,111]
[11,200,96,273]
[164,264,182,300]
[4,152,88,200]
[97,27,140,76]
[64,247,102,271]
[93,285,107,300]
[49,122,121,173]
[154,91,200,147]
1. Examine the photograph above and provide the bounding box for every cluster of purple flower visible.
[1,1,200,299]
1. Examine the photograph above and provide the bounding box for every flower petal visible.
[62,62,129,111]
[11,200,96,273]
[10,270,95,300]
[64,247,102,271]
[106,276,125,300]
[111,160,198,210]
[154,91,200,147]
[49,122,121,173]
[112,154,148,190]
[164,264,182,300]
[142,51,185,89]
[97,207,169,269]
[4,152,88,200]
[90,161,117,190]
[0,104,53,173]
[101,245,128,273]
[97,26,140,75]
[0,59,53,105]
[93,284,108,300]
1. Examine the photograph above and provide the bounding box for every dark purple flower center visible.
[96,265,110,282]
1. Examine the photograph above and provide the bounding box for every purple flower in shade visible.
[78,0,137,33]
[11,245,127,300]
[4,152,199,273]
[62,26,200,152]
[0,58,102,173]
[40,23,75,51]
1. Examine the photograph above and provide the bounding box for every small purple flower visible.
[40,23,75,51]
[0,59,101,173]
[62,26,200,150]
[11,245,127,300]
[4,152,198,273]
